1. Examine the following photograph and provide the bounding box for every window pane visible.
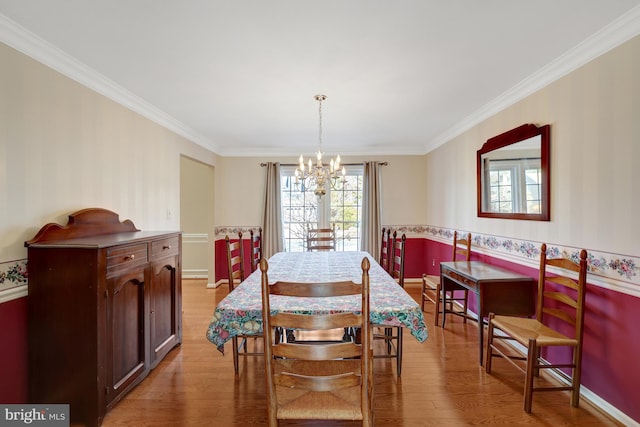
[281,166,363,252]
[525,168,542,213]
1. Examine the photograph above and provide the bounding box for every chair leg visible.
[533,347,541,377]
[231,336,239,374]
[462,290,468,323]
[386,328,395,354]
[420,282,426,312]
[485,313,495,373]
[571,347,582,408]
[524,339,537,413]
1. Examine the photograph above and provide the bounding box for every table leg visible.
[478,318,484,366]
[441,282,447,328]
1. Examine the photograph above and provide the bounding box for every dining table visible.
[206,250,428,354]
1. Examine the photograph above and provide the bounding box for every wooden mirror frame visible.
[477,123,550,221]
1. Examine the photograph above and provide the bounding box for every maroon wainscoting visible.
[0,296,28,403]
[403,237,428,279]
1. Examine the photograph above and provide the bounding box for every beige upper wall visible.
[214,155,427,228]
[426,34,639,255]
[0,42,217,261]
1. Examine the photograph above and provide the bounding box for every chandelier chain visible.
[318,97,322,152]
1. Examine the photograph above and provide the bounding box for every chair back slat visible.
[546,256,582,272]
[269,280,362,297]
[542,307,576,326]
[275,371,361,392]
[273,341,362,360]
[545,291,578,308]
[546,275,580,291]
[273,312,362,330]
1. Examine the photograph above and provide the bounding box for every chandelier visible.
[295,94,345,197]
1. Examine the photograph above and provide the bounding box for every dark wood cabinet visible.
[25,209,182,427]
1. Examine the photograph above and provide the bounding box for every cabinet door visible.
[149,254,181,366]
[106,270,147,405]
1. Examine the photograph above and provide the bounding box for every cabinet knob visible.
[124,254,135,261]
[163,245,171,250]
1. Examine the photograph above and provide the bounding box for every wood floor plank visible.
[101,279,621,426]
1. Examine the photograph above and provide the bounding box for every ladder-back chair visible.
[421,231,471,326]
[259,257,373,426]
[249,227,262,273]
[225,233,262,373]
[485,243,588,413]
[373,231,405,376]
[307,225,336,251]
[379,227,391,273]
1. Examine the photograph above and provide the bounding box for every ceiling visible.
[1,1,639,157]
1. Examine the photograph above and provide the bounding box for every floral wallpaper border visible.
[0,259,28,291]
[214,226,262,238]
[390,225,640,294]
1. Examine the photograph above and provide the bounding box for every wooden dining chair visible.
[225,233,262,373]
[306,225,336,251]
[379,227,392,273]
[249,227,262,273]
[421,231,472,326]
[485,243,588,413]
[373,231,405,376]
[259,257,373,426]
[225,233,245,291]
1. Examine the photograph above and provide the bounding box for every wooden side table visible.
[440,261,535,365]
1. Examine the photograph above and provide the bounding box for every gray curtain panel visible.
[262,162,283,258]
[361,161,381,256]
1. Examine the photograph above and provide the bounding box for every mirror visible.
[477,124,550,221]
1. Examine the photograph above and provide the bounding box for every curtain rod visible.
[260,162,388,167]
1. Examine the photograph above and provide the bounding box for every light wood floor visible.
[102,279,620,426]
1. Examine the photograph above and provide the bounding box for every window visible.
[488,158,541,214]
[281,165,363,252]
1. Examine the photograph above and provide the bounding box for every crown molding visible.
[425,4,640,154]
[0,13,220,154]
[217,143,427,157]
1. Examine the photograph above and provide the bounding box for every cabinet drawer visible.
[444,271,477,290]
[151,236,179,260]
[106,244,149,277]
